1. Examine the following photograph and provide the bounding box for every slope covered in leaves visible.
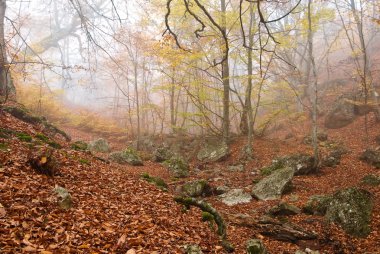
[0,109,221,253]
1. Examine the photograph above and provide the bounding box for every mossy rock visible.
[180,179,212,197]
[246,239,268,254]
[184,244,203,254]
[109,148,143,166]
[303,195,332,215]
[53,186,72,210]
[261,154,315,176]
[268,202,301,216]
[359,149,380,168]
[88,138,110,153]
[71,141,88,151]
[163,155,189,178]
[141,173,168,191]
[325,187,373,237]
[197,141,229,162]
[152,146,173,162]
[361,174,380,186]
[3,106,42,124]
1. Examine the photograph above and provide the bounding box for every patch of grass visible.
[35,133,50,142]
[47,141,62,149]
[0,128,14,139]
[0,143,9,151]
[79,158,90,165]
[16,132,32,142]
[71,141,88,151]
[141,172,168,191]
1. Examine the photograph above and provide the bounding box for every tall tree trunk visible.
[170,71,176,133]
[221,0,230,144]
[134,61,141,150]
[0,0,13,100]
[307,0,319,167]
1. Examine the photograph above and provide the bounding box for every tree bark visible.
[0,0,13,100]
[221,0,230,144]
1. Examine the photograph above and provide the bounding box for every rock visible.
[268,202,301,216]
[219,189,252,206]
[228,164,244,172]
[252,167,295,201]
[361,174,380,186]
[303,132,328,144]
[322,146,347,167]
[71,141,88,151]
[359,149,380,168]
[197,142,229,162]
[53,186,72,210]
[325,92,377,129]
[302,195,332,216]
[109,148,143,166]
[261,154,315,176]
[184,244,203,254]
[246,239,268,254]
[215,185,230,195]
[28,147,58,176]
[257,216,317,242]
[88,138,110,153]
[179,180,212,197]
[163,155,189,178]
[325,187,373,237]
[152,146,173,162]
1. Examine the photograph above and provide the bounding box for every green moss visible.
[0,128,14,138]
[303,195,332,215]
[141,172,168,191]
[201,211,214,222]
[71,141,88,151]
[163,156,189,178]
[79,158,90,165]
[36,133,50,142]
[16,132,32,142]
[260,159,285,176]
[361,174,380,186]
[0,143,9,151]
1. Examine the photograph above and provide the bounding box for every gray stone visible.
[152,146,173,162]
[246,239,267,254]
[184,244,203,254]
[359,149,380,168]
[252,167,295,201]
[88,138,110,153]
[228,164,245,172]
[361,174,380,186]
[215,185,230,195]
[325,187,373,237]
[179,180,211,197]
[268,202,301,216]
[197,142,229,162]
[261,154,315,176]
[303,195,332,216]
[163,155,189,178]
[109,148,143,166]
[220,189,252,206]
[53,186,72,210]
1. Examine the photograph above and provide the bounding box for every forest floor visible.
[0,106,380,253]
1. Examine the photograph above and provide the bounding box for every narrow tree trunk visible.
[134,62,141,150]
[307,0,319,167]
[0,0,13,100]
[221,0,230,144]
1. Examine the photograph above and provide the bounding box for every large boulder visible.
[197,142,229,162]
[179,180,212,197]
[246,239,268,254]
[163,155,189,178]
[322,146,347,167]
[361,174,380,186]
[359,149,380,168]
[109,148,143,166]
[152,146,173,162]
[261,154,316,176]
[252,167,295,201]
[325,92,377,129]
[325,187,373,237]
[88,138,110,153]
[219,189,252,206]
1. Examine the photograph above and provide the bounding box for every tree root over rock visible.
[174,196,234,252]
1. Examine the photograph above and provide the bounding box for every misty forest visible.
[0,0,380,253]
